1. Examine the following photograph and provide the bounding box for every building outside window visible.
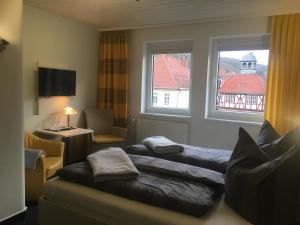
[216,50,268,113]
[206,35,269,123]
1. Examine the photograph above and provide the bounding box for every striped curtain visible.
[265,14,300,134]
[98,31,128,128]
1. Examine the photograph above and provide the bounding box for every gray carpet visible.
[8,203,38,225]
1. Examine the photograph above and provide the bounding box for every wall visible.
[0,0,25,221]
[23,5,99,131]
[128,17,271,149]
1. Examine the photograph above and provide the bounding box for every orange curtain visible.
[265,14,300,134]
[98,31,128,127]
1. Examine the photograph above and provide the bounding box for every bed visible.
[40,177,251,225]
[38,150,251,225]
[53,155,226,216]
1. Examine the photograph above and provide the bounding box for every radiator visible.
[136,118,190,144]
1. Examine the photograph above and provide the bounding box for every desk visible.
[35,128,94,165]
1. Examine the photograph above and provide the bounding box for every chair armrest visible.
[25,133,64,157]
[111,126,127,139]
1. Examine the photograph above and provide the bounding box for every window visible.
[252,96,257,104]
[229,95,235,104]
[152,92,158,106]
[246,95,252,104]
[206,34,269,123]
[142,40,193,116]
[225,95,229,103]
[164,93,170,105]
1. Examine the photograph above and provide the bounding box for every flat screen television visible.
[38,67,76,97]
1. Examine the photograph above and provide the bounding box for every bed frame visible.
[39,178,250,225]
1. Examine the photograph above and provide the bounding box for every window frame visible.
[142,40,193,117]
[205,34,269,124]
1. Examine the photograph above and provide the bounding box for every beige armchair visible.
[24,132,64,201]
[84,109,127,151]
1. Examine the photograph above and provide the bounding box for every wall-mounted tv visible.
[38,67,76,97]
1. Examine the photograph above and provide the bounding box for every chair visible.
[24,132,64,201]
[84,109,127,151]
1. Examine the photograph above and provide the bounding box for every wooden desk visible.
[35,128,94,165]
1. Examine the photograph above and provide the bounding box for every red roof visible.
[219,74,265,94]
[153,54,190,89]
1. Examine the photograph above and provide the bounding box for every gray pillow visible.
[225,127,300,225]
[255,120,280,148]
[262,126,300,159]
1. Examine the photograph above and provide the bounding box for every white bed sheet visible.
[43,177,251,225]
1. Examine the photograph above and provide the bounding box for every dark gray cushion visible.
[255,120,280,150]
[225,127,300,225]
[261,126,300,159]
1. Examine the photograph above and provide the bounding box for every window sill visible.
[140,112,190,123]
[205,116,263,126]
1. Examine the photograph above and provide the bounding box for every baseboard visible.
[0,207,27,224]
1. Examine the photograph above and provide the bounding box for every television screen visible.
[38,67,76,97]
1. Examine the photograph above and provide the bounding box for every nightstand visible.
[35,128,94,165]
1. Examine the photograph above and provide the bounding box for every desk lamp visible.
[64,107,77,128]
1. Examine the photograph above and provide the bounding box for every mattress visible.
[43,177,251,225]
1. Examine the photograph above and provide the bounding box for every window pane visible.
[216,50,269,113]
[152,53,191,109]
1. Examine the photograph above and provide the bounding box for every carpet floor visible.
[9,203,39,225]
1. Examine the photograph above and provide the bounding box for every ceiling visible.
[24,0,300,30]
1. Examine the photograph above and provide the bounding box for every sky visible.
[220,50,269,65]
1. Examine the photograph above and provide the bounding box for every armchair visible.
[24,132,64,201]
[84,109,127,151]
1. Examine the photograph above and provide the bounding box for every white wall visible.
[128,17,271,149]
[0,0,25,221]
[23,5,99,131]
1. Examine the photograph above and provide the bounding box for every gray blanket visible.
[57,154,224,217]
[142,136,184,154]
[25,148,45,169]
[126,144,232,173]
[87,148,140,182]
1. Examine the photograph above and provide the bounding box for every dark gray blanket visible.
[56,154,224,217]
[125,144,232,173]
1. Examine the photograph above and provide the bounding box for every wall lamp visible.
[0,38,9,52]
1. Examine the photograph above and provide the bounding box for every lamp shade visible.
[64,107,77,115]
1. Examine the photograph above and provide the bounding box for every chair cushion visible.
[94,134,124,144]
[45,157,63,178]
